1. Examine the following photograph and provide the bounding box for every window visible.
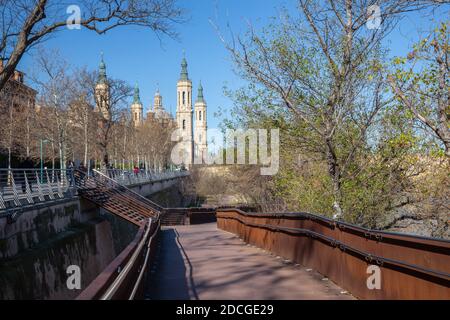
[199,111,202,121]
[182,91,185,105]
[182,120,186,130]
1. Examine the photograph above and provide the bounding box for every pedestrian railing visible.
[105,169,190,186]
[216,208,450,300]
[77,217,161,300]
[0,168,76,215]
[0,168,189,217]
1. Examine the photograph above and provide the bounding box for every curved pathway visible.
[145,223,354,300]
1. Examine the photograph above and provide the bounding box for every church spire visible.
[98,52,107,84]
[180,52,189,81]
[196,81,205,103]
[133,82,141,104]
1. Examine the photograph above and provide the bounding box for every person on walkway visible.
[67,161,74,186]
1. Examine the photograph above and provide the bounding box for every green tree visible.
[389,22,450,158]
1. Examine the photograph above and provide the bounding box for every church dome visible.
[154,108,172,119]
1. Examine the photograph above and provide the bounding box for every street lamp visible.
[40,139,49,182]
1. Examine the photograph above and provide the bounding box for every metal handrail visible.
[91,169,164,213]
[105,169,189,186]
[0,167,188,215]
[0,168,76,214]
[128,217,160,300]
[100,218,158,300]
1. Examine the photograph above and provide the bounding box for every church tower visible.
[176,55,194,166]
[131,83,143,127]
[194,81,207,162]
[95,53,110,120]
[154,88,163,112]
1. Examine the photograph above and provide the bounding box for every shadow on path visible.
[145,223,354,300]
[144,228,198,300]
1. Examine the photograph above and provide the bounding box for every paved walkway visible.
[145,223,354,300]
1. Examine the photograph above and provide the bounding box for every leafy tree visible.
[389,22,450,158]
[217,1,447,226]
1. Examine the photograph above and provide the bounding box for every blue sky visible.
[18,1,448,131]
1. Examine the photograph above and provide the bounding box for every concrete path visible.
[145,223,354,300]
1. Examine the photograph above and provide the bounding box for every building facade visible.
[94,54,208,167]
[134,56,208,167]
[146,88,173,127]
[0,61,37,112]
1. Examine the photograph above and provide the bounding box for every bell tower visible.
[95,52,110,120]
[194,81,207,162]
[176,54,194,166]
[131,83,143,127]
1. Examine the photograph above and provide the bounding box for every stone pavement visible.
[145,223,354,300]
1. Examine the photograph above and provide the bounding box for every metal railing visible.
[0,168,76,214]
[82,169,164,214]
[217,208,450,300]
[0,168,189,216]
[105,169,189,186]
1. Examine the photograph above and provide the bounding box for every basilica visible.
[95,55,208,166]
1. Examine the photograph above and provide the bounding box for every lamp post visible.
[40,139,49,182]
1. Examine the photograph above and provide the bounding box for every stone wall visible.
[0,198,141,299]
[0,175,189,299]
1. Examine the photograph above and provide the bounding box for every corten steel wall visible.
[216,209,450,300]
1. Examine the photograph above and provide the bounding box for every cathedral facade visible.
[95,54,208,167]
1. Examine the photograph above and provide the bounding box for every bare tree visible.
[0,0,186,92]
[139,119,175,171]
[81,70,132,167]
[32,50,75,172]
[0,85,18,169]
[68,94,95,167]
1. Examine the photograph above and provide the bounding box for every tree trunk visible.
[325,137,343,218]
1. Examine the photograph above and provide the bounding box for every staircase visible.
[161,208,187,225]
[74,169,163,226]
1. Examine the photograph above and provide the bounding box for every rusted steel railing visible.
[216,208,450,300]
[76,218,160,300]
